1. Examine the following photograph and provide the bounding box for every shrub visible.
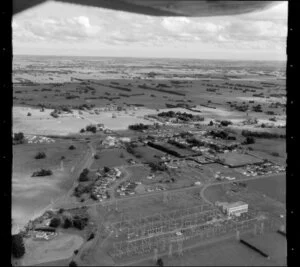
[103,166,110,173]
[87,232,95,241]
[74,183,93,198]
[69,261,78,267]
[128,123,150,131]
[271,152,280,157]
[90,193,98,201]
[79,168,89,182]
[80,128,85,133]
[34,152,46,159]
[94,154,99,159]
[63,217,73,229]
[157,258,164,267]
[69,145,76,150]
[244,136,255,145]
[86,124,97,133]
[12,234,25,258]
[32,169,53,177]
[13,132,25,145]
[27,112,31,116]
[220,120,232,127]
[149,162,167,172]
[241,130,285,139]
[61,156,65,160]
[50,110,59,118]
[49,216,61,228]
[74,250,78,255]
[57,208,64,214]
[73,217,87,230]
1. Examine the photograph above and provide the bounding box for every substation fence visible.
[109,208,280,259]
[110,204,215,235]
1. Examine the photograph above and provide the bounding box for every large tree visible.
[11,234,25,258]
[156,258,164,267]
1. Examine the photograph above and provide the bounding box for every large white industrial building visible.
[215,201,248,217]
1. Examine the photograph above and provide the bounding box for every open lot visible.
[131,146,166,164]
[91,148,140,169]
[22,232,84,266]
[245,174,286,203]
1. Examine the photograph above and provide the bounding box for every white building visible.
[216,201,248,217]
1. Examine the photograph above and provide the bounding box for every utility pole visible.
[153,247,158,262]
[168,242,173,257]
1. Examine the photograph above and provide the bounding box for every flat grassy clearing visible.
[125,165,152,183]
[132,145,166,164]
[245,232,287,266]
[91,148,140,169]
[12,140,88,232]
[245,174,286,203]
[13,140,87,176]
[248,138,286,159]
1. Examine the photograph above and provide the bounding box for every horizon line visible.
[13,53,287,63]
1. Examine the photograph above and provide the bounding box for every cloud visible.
[12,2,287,53]
[14,15,101,42]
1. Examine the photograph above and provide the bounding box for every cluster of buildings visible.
[101,136,131,148]
[33,230,57,241]
[241,162,285,177]
[214,171,236,181]
[215,201,248,217]
[91,168,122,201]
[145,185,166,192]
[116,181,140,196]
[25,135,55,144]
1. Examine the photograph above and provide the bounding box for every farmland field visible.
[12,140,88,233]
[218,152,263,167]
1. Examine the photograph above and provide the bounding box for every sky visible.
[12,1,288,61]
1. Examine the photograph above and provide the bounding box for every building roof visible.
[226,201,248,209]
